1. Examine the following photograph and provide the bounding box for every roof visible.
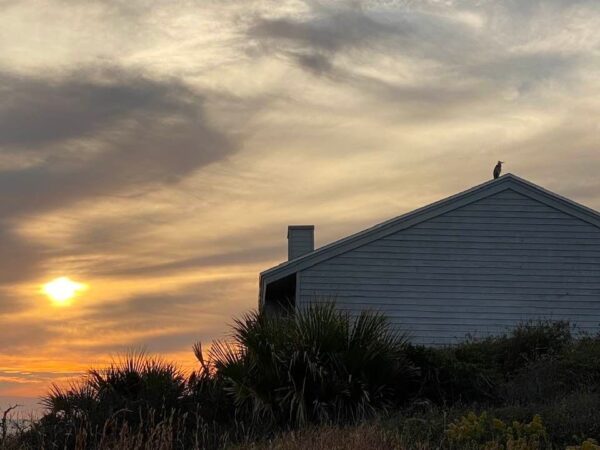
[260,173,600,285]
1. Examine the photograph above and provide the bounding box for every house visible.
[259,174,600,345]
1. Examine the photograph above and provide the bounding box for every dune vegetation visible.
[1,304,600,449]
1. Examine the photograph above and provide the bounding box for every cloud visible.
[246,1,582,108]
[248,6,397,54]
[0,69,189,148]
[62,279,249,355]
[78,279,244,325]
[0,290,29,314]
[246,5,402,79]
[0,67,236,218]
[0,225,47,285]
[0,320,59,352]
[82,330,209,355]
[96,243,280,278]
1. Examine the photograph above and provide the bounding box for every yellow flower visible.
[493,418,507,432]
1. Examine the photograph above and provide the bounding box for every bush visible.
[446,412,547,450]
[497,331,600,405]
[558,335,600,386]
[492,391,600,447]
[198,304,416,427]
[405,345,498,404]
[30,352,188,448]
[567,439,600,450]
[498,357,569,405]
[455,320,573,375]
[407,321,584,406]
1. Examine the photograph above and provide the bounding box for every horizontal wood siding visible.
[288,228,314,260]
[298,189,600,345]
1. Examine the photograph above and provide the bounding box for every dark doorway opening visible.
[263,273,296,316]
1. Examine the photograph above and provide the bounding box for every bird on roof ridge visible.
[493,161,504,179]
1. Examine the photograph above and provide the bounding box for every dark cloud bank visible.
[0,67,236,218]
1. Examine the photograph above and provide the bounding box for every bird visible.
[493,161,504,179]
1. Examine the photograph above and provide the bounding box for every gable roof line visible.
[260,173,600,284]
[502,175,600,221]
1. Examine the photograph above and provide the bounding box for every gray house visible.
[259,174,600,345]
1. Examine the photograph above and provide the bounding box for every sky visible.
[1,0,600,411]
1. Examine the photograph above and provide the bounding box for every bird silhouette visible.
[493,161,504,179]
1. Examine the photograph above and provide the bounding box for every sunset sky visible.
[1,0,600,410]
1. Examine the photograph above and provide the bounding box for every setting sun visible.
[42,277,87,305]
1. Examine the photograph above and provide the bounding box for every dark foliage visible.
[198,304,416,427]
[406,320,588,406]
[456,320,573,375]
[23,305,414,448]
[29,352,188,448]
[404,345,498,404]
[492,390,600,446]
[10,314,600,449]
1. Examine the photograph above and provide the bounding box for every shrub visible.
[446,412,547,450]
[498,357,569,405]
[567,439,600,450]
[33,352,187,448]
[498,331,600,405]
[188,342,237,424]
[558,335,600,386]
[455,321,573,376]
[405,345,498,404]
[407,321,580,406]
[492,391,600,447]
[197,304,416,428]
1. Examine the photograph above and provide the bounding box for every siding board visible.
[305,266,600,277]
[323,259,600,270]
[311,303,600,315]
[335,253,600,264]
[301,283,600,295]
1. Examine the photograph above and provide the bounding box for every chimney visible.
[287,225,314,261]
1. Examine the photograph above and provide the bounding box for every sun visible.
[42,277,87,306]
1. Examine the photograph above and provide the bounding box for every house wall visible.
[298,189,600,345]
